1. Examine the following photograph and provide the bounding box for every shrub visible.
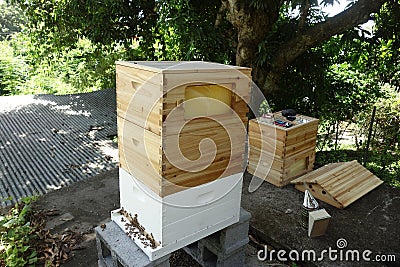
[0,197,38,267]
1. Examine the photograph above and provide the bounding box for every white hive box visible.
[111,168,243,260]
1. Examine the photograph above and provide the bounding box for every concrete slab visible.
[12,168,398,266]
[95,221,170,267]
[241,173,400,267]
[25,169,273,267]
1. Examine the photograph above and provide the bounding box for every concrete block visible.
[183,208,250,267]
[95,221,170,267]
[202,208,251,255]
[184,241,246,267]
[98,256,113,267]
[183,241,200,259]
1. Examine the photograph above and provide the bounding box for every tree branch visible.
[215,2,226,28]
[264,0,387,93]
[298,0,311,29]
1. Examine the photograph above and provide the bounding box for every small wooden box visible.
[308,209,331,238]
[116,61,251,196]
[247,112,318,187]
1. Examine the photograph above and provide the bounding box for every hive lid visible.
[116,61,251,73]
[292,160,383,208]
[309,209,331,220]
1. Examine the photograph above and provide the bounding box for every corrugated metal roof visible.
[0,89,118,206]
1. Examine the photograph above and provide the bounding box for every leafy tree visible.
[0,1,26,40]
[219,0,388,94]
[0,38,28,95]
[11,0,391,94]
[371,0,400,90]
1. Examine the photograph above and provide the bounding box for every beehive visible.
[247,112,318,187]
[114,61,251,260]
[117,61,251,196]
[291,160,383,208]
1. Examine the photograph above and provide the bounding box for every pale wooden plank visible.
[338,178,383,208]
[294,184,343,209]
[312,161,356,184]
[323,165,368,191]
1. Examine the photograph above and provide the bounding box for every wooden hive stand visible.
[247,112,319,187]
[291,160,383,208]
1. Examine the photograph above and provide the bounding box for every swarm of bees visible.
[119,208,160,249]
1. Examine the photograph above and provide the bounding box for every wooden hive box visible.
[247,112,319,187]
[291,160,383,208]
[116,61,251,196]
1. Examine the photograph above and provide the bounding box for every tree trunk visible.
[222,0,281,87]
[224,0,388,95]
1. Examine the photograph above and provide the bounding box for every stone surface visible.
[184,241,246,267]
[183,208,251,267]
[95,221,170,267]
[241,172,400,267]
[201,208,251,255]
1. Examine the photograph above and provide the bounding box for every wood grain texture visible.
[247,113,318,187]
[116,61,251,196]
[291,161,384,208]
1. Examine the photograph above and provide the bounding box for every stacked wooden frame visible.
[113,61,251,260]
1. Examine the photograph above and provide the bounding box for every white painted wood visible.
[114,168,243,260]
[111,209,238,261]
[118,169,163,243]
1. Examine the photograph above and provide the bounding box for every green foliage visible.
[315,150,352,167]
[357,85,400,186]
[3,0,236,96]
[11,0,234,63]
[0,40,28,95]
[12,0,157,53]
[0,1,26,40]
[269,38,381,119]
[314,85,399,187]
[374,0,400,89]
[0,32,125,95]
[154,0,235,63]
[258,100,272,116]
[0,196,38,267]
